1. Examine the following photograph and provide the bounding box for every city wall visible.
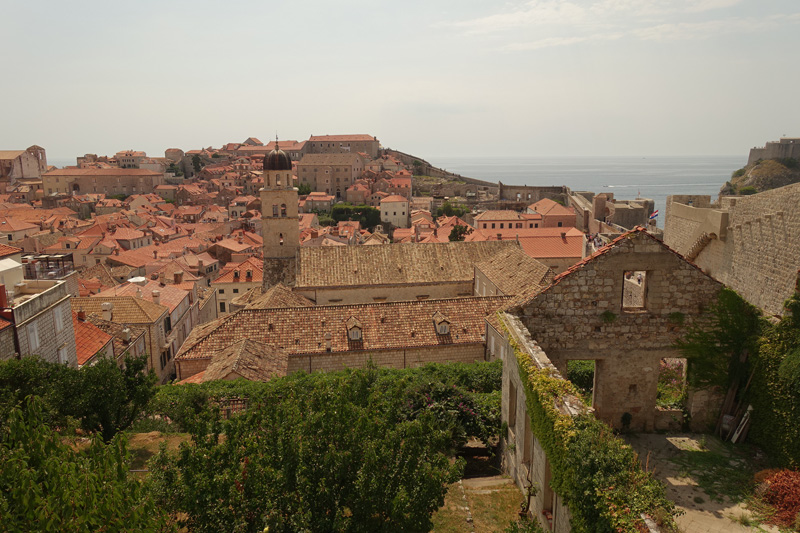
[664,183,800,317]
[747,139,800,166]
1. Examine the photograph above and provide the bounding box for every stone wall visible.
[748,138,800,166]
[513,231,721,431]
[177,343,485,381]
[498,183,566,203]
[664,183,800,316]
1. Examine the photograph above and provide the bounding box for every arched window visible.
[272,204,279,217]
[281,204,287,217]
[279,233,284,245]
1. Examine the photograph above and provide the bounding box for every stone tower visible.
[260,141,299,289]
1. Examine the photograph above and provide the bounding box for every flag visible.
[649,210,659,219]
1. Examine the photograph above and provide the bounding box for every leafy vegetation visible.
[501,319,678,532]
[437,201,469,218]
[676,287,761,389]
[0,356,157,442]
[148,363,502,532]
[656,359,686,409]
[738,186,758,195]
[566,360,594,406]
[330,204,381,229]
[297,182,311,195]
[448,224,472,241]
[0,397,173,531]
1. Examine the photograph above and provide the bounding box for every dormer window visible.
[234,270,240,279]
[432,311,451,335]
[346,316,363,341]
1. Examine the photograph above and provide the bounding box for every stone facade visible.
[747,137,800,166]
[5,280,77,365]
[509,229,721,431]
[42,168,164,196]
[664,183,800,317]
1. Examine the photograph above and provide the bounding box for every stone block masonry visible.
[665,182,800,317]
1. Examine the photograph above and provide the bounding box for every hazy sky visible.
[2,0,798,160]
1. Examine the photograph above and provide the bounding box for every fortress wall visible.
[711,184,800,316]
[747,140,800,166]
[665,184,800,316]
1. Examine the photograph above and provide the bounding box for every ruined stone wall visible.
[515,232,721,431]
[665,184,800,316]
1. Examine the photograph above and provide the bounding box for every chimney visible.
[151,290,160,305]
[174,271,183,284]
[324,332,332,352]
[122,327,131,343]
[101,302,113,321]
[197,259,204,269]
[153,250,158,259]
[237,235,244,244]
[77,309,86,321]
[561,232,567,241]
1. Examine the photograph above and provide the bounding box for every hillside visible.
[721,158,800,195]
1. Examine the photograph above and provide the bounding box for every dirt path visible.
[625,433,780,533]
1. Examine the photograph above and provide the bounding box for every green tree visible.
[297,183,311,196]
[676,287,762,388]
[330,204,381,230]
[149,369,464,532]
[76,356,158,442]
[448,224,472,241]
[191,154,203,173]
[0,397,174,532]
[437,201,468,218]
[0,355,157,442]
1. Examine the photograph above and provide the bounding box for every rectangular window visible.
[219,289,225,294]
[27,323,40,352]
[220,302,226,312]
[622,271,648,310]
[57,346,68,364]
[54,309,64,333]
[233,288,239,294]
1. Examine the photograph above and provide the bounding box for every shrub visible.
[739,186,758,196]
[761,470,800,527]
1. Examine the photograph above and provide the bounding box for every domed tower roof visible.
[264,139,293,172]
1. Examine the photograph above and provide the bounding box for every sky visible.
[1,0,798,161]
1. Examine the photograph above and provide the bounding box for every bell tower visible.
[261,139,299,288]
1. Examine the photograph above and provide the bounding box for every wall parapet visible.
[499,312,676,533]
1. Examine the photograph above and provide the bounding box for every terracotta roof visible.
[516,228,584,259]
[0,316,12,332]
[44,168,162,177]
[212,257,263,284]
[233,283,315,310]
[474,246,553,296]
[78,263,117,287]
[308,134,376,142]
[94,281,189,313]
[84,315,147,360]
[71,296,167,324]
[473,210,525,221]
[0,243,21,258]
[0,217,39,231]
[72,313,113,366]
[296,240,516,289]
[380,195,408,203]
[177,296,510,361]
[0,150,26,160]
[528,198,576,216]
[203,339,288,381]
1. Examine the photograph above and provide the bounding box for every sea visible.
[429,155,745,227]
